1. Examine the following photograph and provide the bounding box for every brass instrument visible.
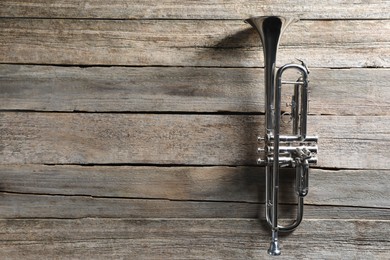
[245,16,318,255]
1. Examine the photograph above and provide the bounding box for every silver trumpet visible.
[245,16,318,255]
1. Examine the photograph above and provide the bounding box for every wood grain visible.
[1,19,389,67]
[0,218,388,259]
[1,65,389,115]
[1,165,388,208]
[1,0,389,19]
[1,113,389,169]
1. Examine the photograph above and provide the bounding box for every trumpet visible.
[245,16,318,255]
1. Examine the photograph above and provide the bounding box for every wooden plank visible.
[0,19,389,67]
[1,113,389,169]
[0,192,389,219]
[1,19,388,49]
[1,0,389,19]
[1,165,388,208]
[1,65,389,115]
[0,218,388,259]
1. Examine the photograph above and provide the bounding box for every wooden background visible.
[0,1,389,259]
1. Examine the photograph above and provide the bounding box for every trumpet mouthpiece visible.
[268,240,281,256]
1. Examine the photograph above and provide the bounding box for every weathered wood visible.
[1,165,388,208]
[0,19,389,67]
[0,218,388,259]
[1,113,389,169]
[1,0,389,19]
[0,191,389,219]
[1,65,389,115]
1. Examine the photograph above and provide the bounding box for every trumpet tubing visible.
[245,16,318,256]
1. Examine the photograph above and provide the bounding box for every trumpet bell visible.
[245,16,297,131]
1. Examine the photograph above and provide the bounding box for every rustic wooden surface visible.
[0,0,389,258]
